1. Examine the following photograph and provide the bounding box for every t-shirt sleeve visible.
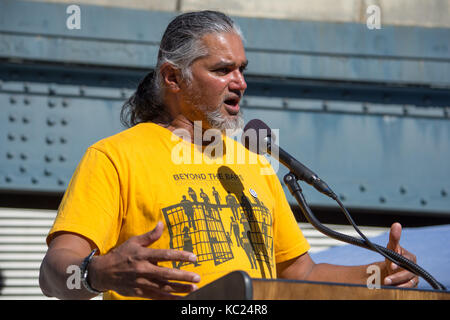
[270,170,310,264]
[46,147,122,255]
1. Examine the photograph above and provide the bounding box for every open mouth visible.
[223,96,240,115]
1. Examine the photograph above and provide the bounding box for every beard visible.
[183,83,244,135]
[204,106,244,135]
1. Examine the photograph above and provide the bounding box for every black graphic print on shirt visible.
[161,168,274,278]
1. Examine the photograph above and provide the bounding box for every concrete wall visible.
[28,0,450,28]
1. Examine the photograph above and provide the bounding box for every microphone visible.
[242,118,447,291]
[242,119,336,199]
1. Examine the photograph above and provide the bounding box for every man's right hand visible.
[89,221,201,299]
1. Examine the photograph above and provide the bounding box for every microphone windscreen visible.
[242,119,272,154]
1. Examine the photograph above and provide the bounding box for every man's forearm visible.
[304,261,387,285]
[39,248,98,300]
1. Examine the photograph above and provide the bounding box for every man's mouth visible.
[223,96,241,115]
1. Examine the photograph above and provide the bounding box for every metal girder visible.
[1,0,449,86]
[1,76,449,216]
[0,1,449,217]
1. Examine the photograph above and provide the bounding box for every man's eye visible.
[214,68,230,74]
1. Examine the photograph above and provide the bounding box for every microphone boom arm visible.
[283,172,447,291]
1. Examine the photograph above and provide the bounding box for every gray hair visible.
[121,10,243,127]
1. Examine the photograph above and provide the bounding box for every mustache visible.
[225,90,242,99]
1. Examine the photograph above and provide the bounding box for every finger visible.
[134,221,164,246]
[131,285,182,300]
[389,247,403,272]
[387,222,402,252]
[151,278,199,293]
[396,277,419,289]
[145,248,197,264]
[149,264,201,283]
[135,276,198,294]
[384,269,418,287]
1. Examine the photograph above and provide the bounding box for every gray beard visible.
[204,107,244,135]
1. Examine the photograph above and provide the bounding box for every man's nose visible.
[229,70,247,91]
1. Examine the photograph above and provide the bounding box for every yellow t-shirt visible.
[47,122,310,299]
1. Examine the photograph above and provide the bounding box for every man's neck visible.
[155,117,223,147]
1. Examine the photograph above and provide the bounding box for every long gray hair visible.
[121,10,243,127]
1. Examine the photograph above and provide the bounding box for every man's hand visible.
[89,221,201,299]
[383,222,419,288]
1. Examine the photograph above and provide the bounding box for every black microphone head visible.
[242,119,274,154]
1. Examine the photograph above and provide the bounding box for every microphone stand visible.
[283,172,447,291]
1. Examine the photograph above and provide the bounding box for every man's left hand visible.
[383,222,419,288]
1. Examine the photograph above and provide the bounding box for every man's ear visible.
[160,63,182,93]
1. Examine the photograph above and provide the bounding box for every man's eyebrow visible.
[211,59,249,69]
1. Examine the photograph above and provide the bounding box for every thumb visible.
[387,222,402,253]
[386,222,402,271]
[134,221,164,246]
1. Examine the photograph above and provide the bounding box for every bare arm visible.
[277,223,419,288]
[39,232,97,299]
[277,252,385,285]
[39,222,201,299]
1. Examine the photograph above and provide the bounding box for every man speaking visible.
[39,10,418,300]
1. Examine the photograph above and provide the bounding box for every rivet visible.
[20,153,27,160]
[31,177,38,184]
[44,154,53,163]
[79,86,85,96]
[23,83,29,93]
[60,136,67,144]
[47,117,56,126]
[420,198,427,206]
[399,186,407,194]
[19,166,26,174]
[48,99,56,108]
[23,97,30,105]
[22,117,29,124]
[441,189,448,197]
[20,134,28,142]
[403,106,409,116]
[7,133,15,141]
[9,96,16,104]
[359,185,366,192]
[362,104,369,113]
[6,152,14,159]
[44,169,52,177]
[5,176,12,183]
[46,136,55,145]
[59,155,66,162]
[61,118,68,126]
[48,84,56,95]
[62,99,69,107]
[57,179,65,186]
[379,196,386,203]
[8,114,16,122]
[339,194,346,201]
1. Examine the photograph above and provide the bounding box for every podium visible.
[185,271,450,300]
